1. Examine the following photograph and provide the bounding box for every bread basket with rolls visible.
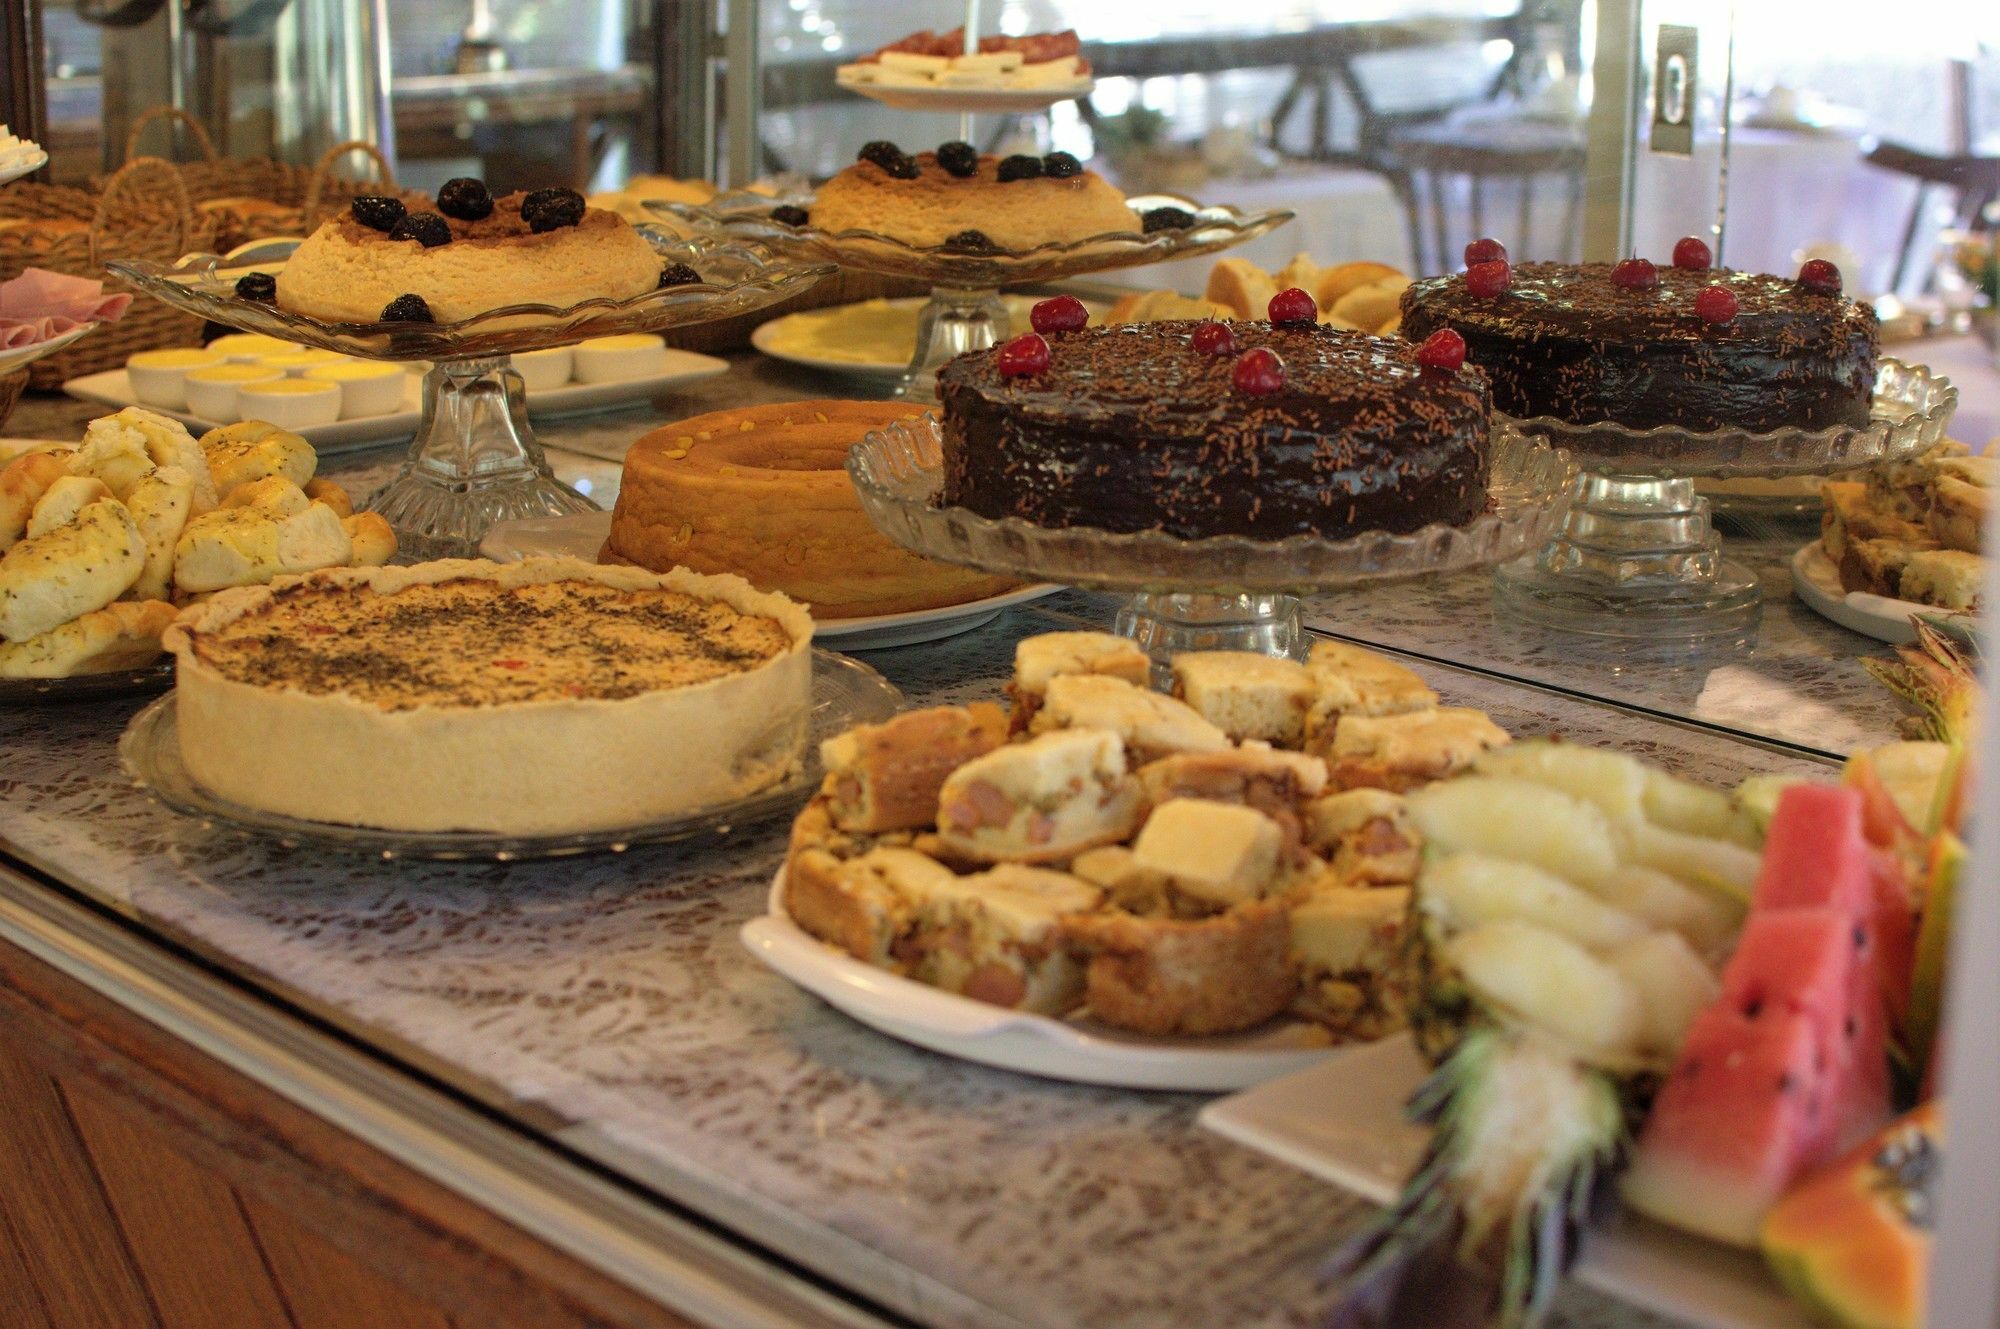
[0,156,217,387]
[110,107,427,255]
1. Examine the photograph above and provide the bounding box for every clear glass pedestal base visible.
[1492,473,1762,641]
[893,286,1010,400]
[366,357,599,562]
[1115,593,1305,680]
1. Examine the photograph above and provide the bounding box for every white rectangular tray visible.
[1197,1035,1813,1329]
[62,349,729,456]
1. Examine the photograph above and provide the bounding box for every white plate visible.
[0,322,94,376]
[1198,1036,1815,1329]
[60,350,730,456]
[835,74,1094,114]
[0,148,49,187]
[751,296,1103,380]
[479,509,1065,649]
[743,870,1340,1092]
[1790,541,1979,645]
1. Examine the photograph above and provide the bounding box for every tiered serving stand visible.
[847,415,1579,671]
[107,230,833,559]
[666,193,1293,399]
[1492,358,1957,640]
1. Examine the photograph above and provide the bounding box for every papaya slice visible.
[1762,1102,1942,1329]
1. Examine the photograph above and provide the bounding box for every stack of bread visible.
[785,631,1512,1040]
[1820,440,1990,612]
[0,408,393,678]
[1105,253,1409,334]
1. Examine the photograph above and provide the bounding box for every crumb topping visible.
[190,577,791,709]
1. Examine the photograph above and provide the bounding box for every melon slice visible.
[1751,784,1873,916]
[1762,1102,1943,1329]
[1622,1005,1836,1247]
[1624,786,1894,1246]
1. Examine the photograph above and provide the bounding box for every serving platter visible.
[751,295,1107,380]
[744,870,1343,1092]
[121,650,901,861]
[0,660,174,705]
[1198,1035,1816,1329]
[1790,540,1978,645]
[63,349,730,456]
[479,509,1066,649]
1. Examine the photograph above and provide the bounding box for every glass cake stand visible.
[107,233,833,560]
[847,416,1577,669]
[663,191,1292,398]
[1493,357,1957,641]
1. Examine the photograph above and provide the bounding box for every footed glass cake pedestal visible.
[664,192,1293,399]
[109,234,831,559]
[1494,358,1957,641]
[847,416,1578,674]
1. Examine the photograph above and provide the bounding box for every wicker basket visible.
[113,107,423,253]
[0,369,26,429]
[0,157,218,388]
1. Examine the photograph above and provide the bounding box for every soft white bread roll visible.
[1273,252,1325,296]
[0,451,69,551]
[125,465,197,601]
[0,497,146,642]
[24,475,112,540]
[0,599,175,678]
[201,420,315,496]
[1330,283,1403,334]
[173,491,351,593]
[65,428,155,502]
[340,511,396,566]
[1204,258,1277,321]
[218,474,310,516]
[304,477,352,517]
[74,408,218,511]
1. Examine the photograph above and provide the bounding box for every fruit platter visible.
[1204,622,1979,1329]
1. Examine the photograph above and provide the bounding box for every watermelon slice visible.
[1623,786,1894,1246]
[1623,1005,1836,1246]
[1752,784,1873,915]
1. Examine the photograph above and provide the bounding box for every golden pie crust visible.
[163,557,813,833]
[809,153,1139,251]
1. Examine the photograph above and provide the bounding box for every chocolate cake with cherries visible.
[1399,260,1878,433]
[935,321,1492,540]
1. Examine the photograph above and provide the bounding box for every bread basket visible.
[112,107,425,252]
[0,156,217,387]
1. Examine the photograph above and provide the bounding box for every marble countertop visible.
[0,586,1833,1329]
[0,359,1928,1327]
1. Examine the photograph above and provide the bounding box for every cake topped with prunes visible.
[1399,238,1879,433]
[275,179,667,326]
[794,140,1177,252]
[936,292,1492,541]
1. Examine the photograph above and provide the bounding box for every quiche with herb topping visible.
[163,556,812,833]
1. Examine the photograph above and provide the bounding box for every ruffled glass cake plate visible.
[662,190,1292,397]
[847,415,1577,667]
[106,232,834,560]
[121,650,900,862]
[1493,357,1957,641]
